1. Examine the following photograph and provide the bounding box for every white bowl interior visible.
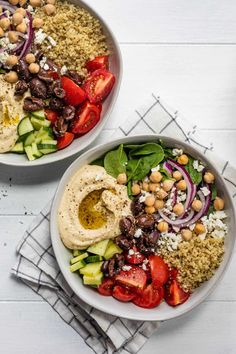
[50,135,235,321]
[0,0,122,167]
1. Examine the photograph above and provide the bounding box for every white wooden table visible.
[1,1,236,353]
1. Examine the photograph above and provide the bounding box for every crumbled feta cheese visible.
[193,160,205,172]
[27,5,34,13]
[189,223,195,231]
[0,52,9,64]
[34,29,47,45]
[198,232,207,241]
[47,35,57,47]
[43,63,49,71]
[172,148,183,157]
[151,165,160,172]
[134,228,142,238]
[128,249,135,255]
[122,265,132,271]
[61,65,68,75]
[143,258,149,265]
[200,186,211,196]
[172,226,180,232]
[142,264,147,271]
[39,56,47,68]
[143,176,149,182]
[177,191,187,203]
[201,211,227,239]
[139,191,151,203]
[157,232,182,251]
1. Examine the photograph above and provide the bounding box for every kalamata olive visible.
[29,78,47,99]
[119,216,135,237]
[49,97,64,111]
[66,70,83,85]
[101,260,109,274]
[107,258,116,277]
[23,97,45,111]
[62,105,75,121]
[143,233,155,247]
[37,68,54,83]
[114,253,125,269]
[14,80,28,95]
[115,235,132,251]
[53,117,68,137]
[17,59,30,82]
[136,214,155,229]
[131,199,144,216]
[149,230,160,244]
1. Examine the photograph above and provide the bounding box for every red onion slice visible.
[0,1,16,13]
[158,208,195,227]
[163,161,173,175]
[18,11,34,60]
[187,187,211,225]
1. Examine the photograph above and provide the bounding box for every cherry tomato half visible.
[45,109,58,124]
[149,255,169,288]
[98,278,114,296]
[86,55,109,72]
[57,132,74,150]
[133,284,164,309]
[115,265,147,290]
[71,101,101,135]
[112,285,135,302]
[165,279,190,307]
[125,246,145,265]
[61,76,87,106]
[83,69,115,104]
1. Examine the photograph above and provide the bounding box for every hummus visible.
[58,165,131,250]
[0,77,28,153]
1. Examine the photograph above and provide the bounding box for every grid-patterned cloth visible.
[12,94,236,354]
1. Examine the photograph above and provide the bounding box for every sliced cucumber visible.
[86,255,103,263]
[31,142,43,158]
[83,272,103,286]
[24,146,35,161]
[87,239,110,257]
[38,140,57,155]
[31,117,51,130]
[70,252,88,265]
[40,139,57,146]
[79,261,103,277]
[31,110,45,120]
[70,260,86,273]
[18,117,34,136]
[73,250,82,257]
[104,242,123,260]
[10,142,24,154]
[24,132,35,147]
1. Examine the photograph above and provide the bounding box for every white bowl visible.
[50,135,236,321]
[0,0,122,167]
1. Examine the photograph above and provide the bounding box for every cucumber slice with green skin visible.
[24,146,36,161]
[70,260,86,273]
[40,139,57,145]
[79,261,103,277]
[31,110,45,120]
[70,252,88,264]
[24,132,35,147]
[73,250,82,257]
[38,147,57,155]
[18,117,34,136]
[10,142,24,154]
[87,239,110,257]
[83,272,103,286]
[104,242,123,260]
[31,142,43,158]
[31,117,51,130]
[85,255,103,263]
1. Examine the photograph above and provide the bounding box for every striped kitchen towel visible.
[12,93,236,354]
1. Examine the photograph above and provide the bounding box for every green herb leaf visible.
[127,180,133,199]
[104,144,128,178]
[128,143,164,158]
[207,204,214,216]
[90,156,104,167]
[127,152,164,181]
[185,157,202,185]
[211,184,217,201]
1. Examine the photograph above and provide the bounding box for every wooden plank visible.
[86,0,236,44]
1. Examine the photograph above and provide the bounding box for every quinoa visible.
[160,235,224,291]
[35,1,108,76]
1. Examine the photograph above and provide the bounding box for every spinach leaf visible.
[128,143,164,158]
[104,144,128,178]
[185,157,202,185]
[207,204,214,216]
[159,167,173,180]
[127,152,164,181]
[163,148,174,158]
[90,156,104,167]
[211,184,217,201]
[127,180,133,199]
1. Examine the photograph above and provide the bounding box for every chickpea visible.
[194,223,206,235]
[150,171,162,183]
[117,173,127,185]
[131,183,140,196]
[142,182,149,192]
[157,221,169,233]
[19,0,27,5]
[176,179,187,191]
[30,0,41,7]
[12,12,23,26]
[213,197,225,211]
[162,179,175,192]
[173,170,182,181]
[0,18,10,31]
[156,188,168,200]
[16,21,27,33]
[5,55,18,67]
[154,199,164,210]
[32,18,44,29]
[8,31,19,43]
[149,183,160,192]
[173,203,184,216]
[4,71,18,83]
[15,8,26,17]
[9,0,19,5]
[192,199,203,212]
[204,171,215,184]
[25,53,36,64]
[28,62,40,74]
[46,0,56,3]
[145,195,155,207]
[181,229,193,241]
[0,27,4,37]
[145,206,155,214]
[177,154,189,165]
[44,3,56,15]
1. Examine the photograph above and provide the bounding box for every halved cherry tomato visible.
[83,69,115,104]
[45,109,58,124]
[57,132,74,150]
[115,265,147,290]
[61,76,87,106]
[98,278,114,296]
[86,55,109,72]
[133,284,164,309]
[169,268,178,280]
[70,101,101,135]
[47,70,60,80]
[165,279,190,307]
[149,255,169,288]
[125,246,145,265]
[112,285,135,302]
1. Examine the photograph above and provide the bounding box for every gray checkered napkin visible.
[12,94,236,354]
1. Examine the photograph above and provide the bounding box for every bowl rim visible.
[0,0,122,167]
[50,134,236,321]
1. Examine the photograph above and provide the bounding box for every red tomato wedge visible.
[112,285,135,302]
[98,278,114,296]
[165,279,190,307]
[149,255,169,287]
[61,76,87,106]
[133,284,164,309]
[115,266,147,290]
[83,69,115,104]
[45,109,58,123]
[71,101,101,135]
[57,132,74,150]
[86,55,109,72]
[48,70,60,80]
[125,246,145,265]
